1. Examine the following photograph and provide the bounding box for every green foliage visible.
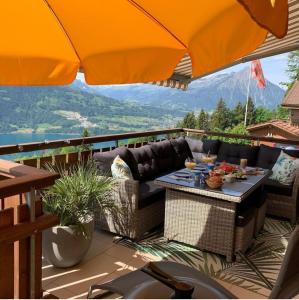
[178,112,197,129]
[197,109,210,130]
[223,124,250,144]
[42,160,116,233]
[210,98,230,130]
[232,102,245,126]
[282,50,299,91]
[245,97,256,126]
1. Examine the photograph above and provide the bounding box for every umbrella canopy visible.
[0,0,288,86]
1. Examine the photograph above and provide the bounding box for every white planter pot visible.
[43,217,94,268]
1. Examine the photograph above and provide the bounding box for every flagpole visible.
[244,64,251,127]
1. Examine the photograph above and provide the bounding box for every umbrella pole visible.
[244,66,251,127]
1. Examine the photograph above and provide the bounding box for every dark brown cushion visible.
[139,180,165,209]
[256,144,299,170]
[185,137,203,153]
[149,140,176,173]
[256,145,281,170]
[264,179,293,196]
[93,147,133,176]
[169,137,193,169]
[216,142,259,166]
[202,139,221,154]
[128,145,159,181]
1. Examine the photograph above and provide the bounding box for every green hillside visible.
[0,85,184,134]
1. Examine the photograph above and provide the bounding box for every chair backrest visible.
[270,225,299,299]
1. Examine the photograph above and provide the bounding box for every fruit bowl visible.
[206,176,223,189]
[201,155,216,164]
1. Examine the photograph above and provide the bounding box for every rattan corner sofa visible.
[93,137,299,241]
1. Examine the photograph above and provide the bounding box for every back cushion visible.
[128,145,159,181]
[93,147,133,176]
[170,137,193,169]
[185,137,203,153]
[202,139,221,154]
[216,142,259,167]
[149,140,176,173]
[256,145,282,169]
[257,144,299,169]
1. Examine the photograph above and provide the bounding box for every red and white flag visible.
[250,59,266,88]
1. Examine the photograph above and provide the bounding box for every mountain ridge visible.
[72,67,285,111]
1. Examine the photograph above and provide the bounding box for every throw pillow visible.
[270,151,299,185]
[111,155,133,179]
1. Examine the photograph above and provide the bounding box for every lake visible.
[0,133,115,160]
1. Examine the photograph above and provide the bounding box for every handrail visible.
[183,128,299,145]
[0,128,183,155]
[0,127,298,159]
[0,159,59,198]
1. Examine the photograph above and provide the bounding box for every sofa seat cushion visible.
[139,181,165,209]
[149,140,176,173]
[93,147,134,176]
[170,137,193,169]
[264,179,293,196]
[129,145,159,181]
[256,144,299,170]
[202,139,221,154]
[236,205,256,227]
[185,137,203,153]
[216,142,259,167]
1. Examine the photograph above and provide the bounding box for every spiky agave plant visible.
[42,159,115,233]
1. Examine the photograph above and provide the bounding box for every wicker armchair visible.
[266,169,299,225]
[95,178,165,240]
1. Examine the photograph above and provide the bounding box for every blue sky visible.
[215,53,289,88]
[77,52,290,88]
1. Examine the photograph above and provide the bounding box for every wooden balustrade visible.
[0,127,298,299]
[0,128,298,170]
[0,160,59,299]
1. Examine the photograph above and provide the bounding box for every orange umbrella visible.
[0,0,288,86]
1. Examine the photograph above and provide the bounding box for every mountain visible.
[74,67,285,111]
[0,85,183,134]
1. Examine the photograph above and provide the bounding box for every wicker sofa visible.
[93,137,299,240]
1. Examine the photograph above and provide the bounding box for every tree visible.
[232,101,245,126]
[254,107,273,123]
[275,105,289,120]
[245,97,256,126]
[282,50,299,91]
[179,112,197,128]
[224,123,250,145]
[197,109,210,130]
[210,98,230,130]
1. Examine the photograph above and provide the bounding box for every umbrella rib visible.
[42,0,81,63]
[126,0,188,50]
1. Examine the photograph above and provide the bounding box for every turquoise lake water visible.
[0,133,115,160]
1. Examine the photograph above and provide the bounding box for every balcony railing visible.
[0,160,58,298]
[0,128,298,169]
[0,128,298,298]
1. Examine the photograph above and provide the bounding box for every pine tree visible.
[283,50,299,91]
[197,109,210,130]
[232,101,245,125]
[245,97,256,126]
[180,112,197,128]
[210,98,230,130]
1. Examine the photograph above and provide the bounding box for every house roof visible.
[282,81,299,108]
[247,120,299,138]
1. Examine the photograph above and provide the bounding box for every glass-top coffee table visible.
[155,165,270,262]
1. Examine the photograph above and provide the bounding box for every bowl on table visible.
[205,175,224,189]
[200,155,217,164]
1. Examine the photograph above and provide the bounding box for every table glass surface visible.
[155,164,270,198]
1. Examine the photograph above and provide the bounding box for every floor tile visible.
[230,285,266,299]
[105,244,137,262]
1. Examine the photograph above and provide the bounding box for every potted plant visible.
[42,160,115,268]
